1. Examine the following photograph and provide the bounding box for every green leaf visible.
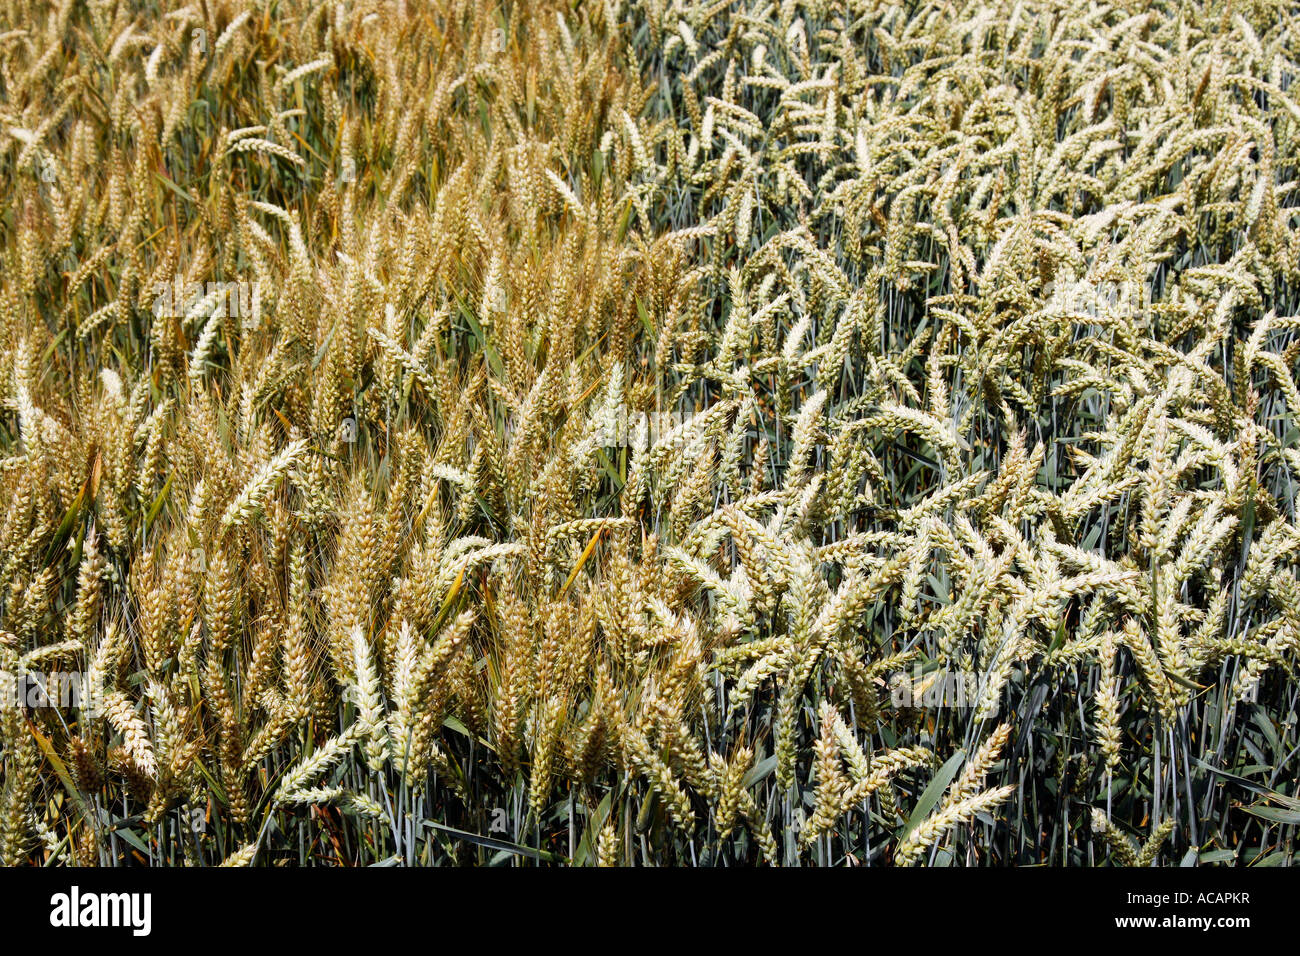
[741,754,777,789]
[635,295,656,342]
[572,790,614,867]
[453,293,505,379]
[423,820,560,862]
[900,749,965,841]
[1253,850,1291,866]
[115,827,149,855]
[1197,849,1237,864]
[1197,759,1300,808]
[1241,804,1300,825]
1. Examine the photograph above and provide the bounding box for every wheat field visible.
[0,0,1298,867]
